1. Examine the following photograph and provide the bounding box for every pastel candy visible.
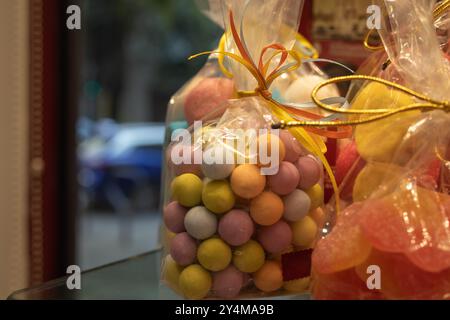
[212,265,244,298]
[253,260,283,293]
[295,156,321,190]
[162,255,183,289]
[305,184,324,211]
[283,277,310,293]
[171,173,203,207]
[279,130,303,163]
[197,238,232,272]
[233,240,265,273]
[257,133,286,166]
[250,191,284,226]
[230,164,266,199]
[179,264,212,300]
[282,189,311,222]
[284,75,340,103]
[163,201,187,233]
[184,77,234,124]
[257,220,293,254]
[291,216,318,248]
[201,145,235,180]
[170,232,197,266]
[268,161,300,195]
[202,180,235,214]
[218,209,254,246]
[309,208,326,228]
[184,206,217,240]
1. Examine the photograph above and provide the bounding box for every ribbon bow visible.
[189,10,353,212]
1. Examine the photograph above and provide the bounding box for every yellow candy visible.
[283,277,310,292]
[305,184,324,211]
[352,82,419,163]
[202,180,235,214]
[162,227,177,248]
[197,238,232,271]
[171,173,203,207]
[351,82,415,112]
[233,240,265,273]
[162,255,183,289]
[179,264,212,299]
[353,162,404,202]
[291,216,317,247]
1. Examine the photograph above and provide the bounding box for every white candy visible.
[184,206,218,240]
[282,189,311,222]
[201,145,235,180]
[284,75,340,104]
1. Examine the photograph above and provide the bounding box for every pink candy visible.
[218,209,254,246]
[268,161,300,195]
[295,156,321,190]
[279,130,303,163]
[163,201,187,233]
[212,265,244,298]
[170,232,197,266]
[257,220,292,254]
[184,77,234,124]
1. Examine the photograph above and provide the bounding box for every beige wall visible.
[0,0,30,298]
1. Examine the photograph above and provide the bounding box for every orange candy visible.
[312,203,372,275]
[309,207,326,228]
[230,164,266,199]
[355,249,450,299]
[257,133,286,167]
[250,191,284,226]
[253,261,283,292]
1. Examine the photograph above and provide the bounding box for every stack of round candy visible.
[163,130,325,299]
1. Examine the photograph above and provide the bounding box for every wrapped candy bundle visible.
[159,0,351,299]
[309,0,450,300]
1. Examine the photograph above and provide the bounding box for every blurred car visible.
[78,122,165,211]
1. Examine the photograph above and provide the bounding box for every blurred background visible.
[0,0,373,298]
[75,0,221,270]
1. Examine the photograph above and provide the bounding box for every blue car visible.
[79,123,165,211]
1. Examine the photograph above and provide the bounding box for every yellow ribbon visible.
[190,10,343,212]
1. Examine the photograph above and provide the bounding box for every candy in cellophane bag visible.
[159,0,349,299]
[311,0,450,300]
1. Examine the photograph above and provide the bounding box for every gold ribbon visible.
[190,10,348,212]
[275,74,450,128]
